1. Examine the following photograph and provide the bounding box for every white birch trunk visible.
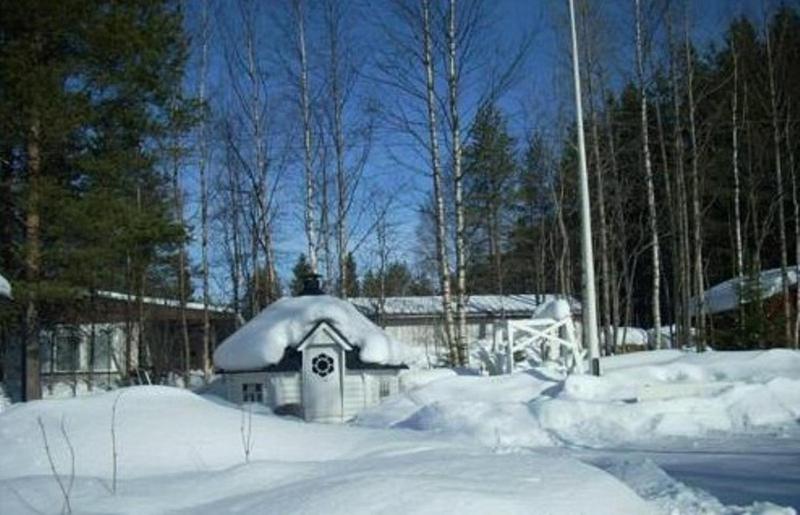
[198,0,211,379]
[684,15,706,350]
[447,0,468,366]
[422,0,455,363]
[294,0,318,274]
[732,41,744,283]
[666,13,691,349]
[635,0,662,348]
[324,1,349,298]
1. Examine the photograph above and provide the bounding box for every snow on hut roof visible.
[349,294,580,318]
[691,267,800,315]
[0,273,10,299]
[213,295,411,371]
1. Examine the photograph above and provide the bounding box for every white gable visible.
[297,321,353,352]
[213,295,410,371]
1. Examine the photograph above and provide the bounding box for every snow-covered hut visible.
[213,284,410,423]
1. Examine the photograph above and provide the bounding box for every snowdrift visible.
[0,386,654,514]
[359,349,800,447]
[213,295,411,370]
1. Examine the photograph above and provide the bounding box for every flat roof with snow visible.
[349,294,580,319]
[691,267,799,315]
[96,290,232,314]
[0,273,10,299]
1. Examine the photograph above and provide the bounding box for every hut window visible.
[379,378,391,398]
[311,353,335,378]
[242,383,263,403]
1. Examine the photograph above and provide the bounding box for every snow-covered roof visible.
[691,267,799,315]
[96,290,232,314]
[213,295,411,371]
[0,273,10,299]
[350,294,580,318]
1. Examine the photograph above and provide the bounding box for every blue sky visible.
[178,0,773,301]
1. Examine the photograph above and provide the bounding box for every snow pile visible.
[213,295,411,370]
[0,386,654,514]
[600,327,650,348]
[0,272,10,299]
[531,298,572,321]
[359,349,800,447]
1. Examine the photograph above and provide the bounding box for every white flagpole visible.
[568,0,601,375]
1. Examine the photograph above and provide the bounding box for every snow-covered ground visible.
[0,386,652,514]
[358,349,800,513]
[1,349,798,514]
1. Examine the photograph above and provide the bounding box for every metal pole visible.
[568,0,601,375]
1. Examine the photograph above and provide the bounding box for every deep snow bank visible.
[359,350,800,447]
[0,386,654,515]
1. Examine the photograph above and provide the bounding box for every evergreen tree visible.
[290,254,313,296]
[342,252,360,297]
[362,261,417,297]
[0,0,195,398]
[463,103,517,293]
[505,133,554,293]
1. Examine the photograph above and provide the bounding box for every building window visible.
[379,378,391,399]
[55,329,80,372]
[242,383,263,403]
[92,328,114,372]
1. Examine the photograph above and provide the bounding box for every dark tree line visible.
[0,0,196,398]
[447,5,800,351]
[4,1,800,401]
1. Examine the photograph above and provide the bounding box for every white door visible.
[302,343,343,422]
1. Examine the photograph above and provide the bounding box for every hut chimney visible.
[300,273,325,296]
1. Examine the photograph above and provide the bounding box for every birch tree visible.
[223,0,280,313]
[292,0,319,275]
[635,0,662,347]
[684,11,706,350]
[765,10,792,346]
[577,0,613,353]
[666,10,692,348]
[198,0,212,378]
[321,0,372,298]
[446,0,468,366]
[731,39,744,284]
[422,0,456,362]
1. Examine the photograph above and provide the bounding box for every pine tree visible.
[0,0,196,398]
[342,252,360,297]
[463,103,516,294]
[290,254,314,296]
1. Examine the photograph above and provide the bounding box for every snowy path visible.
[556,433,800,509]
